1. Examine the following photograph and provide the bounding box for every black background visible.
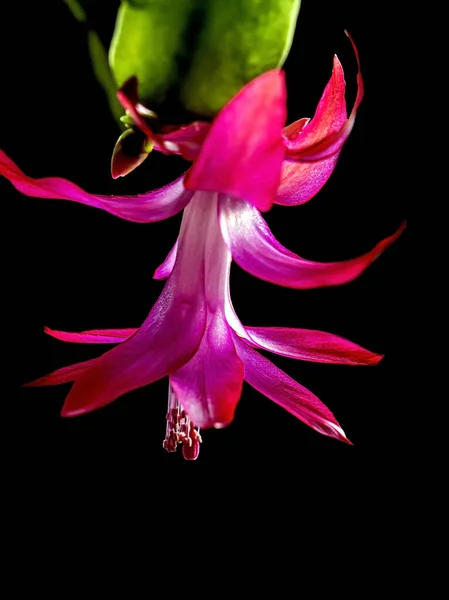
[2,0,406,468]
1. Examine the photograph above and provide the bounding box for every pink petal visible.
[24,358,97,387]
[286,32,363,163]
[277,44,358,206]
[117,76,210,161]
[44,326,136,344]
[54,187,218,416]
[153,239,178,280]
[284,55,347,154]
[244,326,383,365]
[157,122,211,161]
[276,156,341,206]
[185,71,287,212]
[282,118,310,139]
[59,275,206,416]
[219,195,406,289]
[0,149,192,223]
[170,310,244,429]
[234,337,351,444]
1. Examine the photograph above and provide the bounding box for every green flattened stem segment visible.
[109,0,301,117]
[109,0,196,105]
[181,0,301,116]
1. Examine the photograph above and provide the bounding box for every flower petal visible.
[44,326,136,344]
[170,310,244,429]
[234,337,351,444]
[185,70,287,212]
[276,155,341,206]
[282,117,310,140]
[277,41,361,206]
[157,122,211,161]
[286,32,363,163]
[117,76,210,161]
[0,149,192,223]
[24,358,97,387]
[56,190,217,416]
[153,239,178,280]
[283,55,347,154]
[219,195,406,289]
[244,326,383,365]
[59,276,206,416]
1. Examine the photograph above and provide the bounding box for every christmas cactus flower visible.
[1,36,404,459]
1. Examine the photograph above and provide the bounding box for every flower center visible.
[163,384,202,460]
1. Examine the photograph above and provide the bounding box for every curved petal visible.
[282,117,310,140]
[276,156,341,206]
[283,55,347,154]
[234,337,351,444]
[277,38,362,206]
[157,122,211,161]
[286,32,363,163]
[170,310,244,429]
[0,149,192,223]
[117,76,210,161]
[153,239,178,280]
[59,275,206,416]
[185,70,287,212]
[56,190,219,416]
[44,326,136,344]
[24,358,97,387]
[243,326,383,365]
[219,195,406,289]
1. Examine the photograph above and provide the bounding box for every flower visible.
[1,35,404,458]
[31,191,391,458]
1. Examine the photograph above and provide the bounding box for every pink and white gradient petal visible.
[234,337,352,444]
[0,149,193,223]
[219,195,405,289]
[171,310,244,429]
[244,326,383,365]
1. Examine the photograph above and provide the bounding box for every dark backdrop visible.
[2,1,406,467]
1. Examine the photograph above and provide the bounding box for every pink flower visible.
[1,35,404,458]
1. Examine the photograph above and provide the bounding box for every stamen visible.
[163,384,202,460]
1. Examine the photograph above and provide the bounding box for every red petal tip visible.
[60,406,83,418]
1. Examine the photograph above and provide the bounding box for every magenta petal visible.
[0,149,193,223]
[234,337,351,444]
[59,190,217,416]
[24,358,97,387]
[170,310,244,429]
[117,77,210,160]
[44,326,136,344]
[282,118,310,140]
[219,195,406,289]
[276,49,355,205]
[157,122,211,161]
[55,264,206,416]
[284,55,347,154]
[287,33,363,163]
[244,326,383,365]
[276,156,341,206]
[185,71,287,212]
[59,278,206,416]
[153,239,178,280]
